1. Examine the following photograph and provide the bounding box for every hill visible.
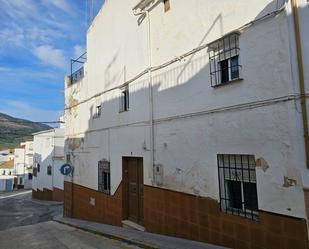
[0,112,51,149]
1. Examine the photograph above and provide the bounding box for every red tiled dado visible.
[63,182,308,249]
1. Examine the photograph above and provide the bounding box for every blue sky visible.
[0,0,104,122]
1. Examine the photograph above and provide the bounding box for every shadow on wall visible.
[62,2,309,248]
[64,0,294,195]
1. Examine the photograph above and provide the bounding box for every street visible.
[0,191,141,249]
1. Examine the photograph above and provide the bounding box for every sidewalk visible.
[53,215,229,249]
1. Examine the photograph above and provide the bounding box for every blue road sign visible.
[60,164,73,176]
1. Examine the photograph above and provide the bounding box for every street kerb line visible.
[0,190,32,200]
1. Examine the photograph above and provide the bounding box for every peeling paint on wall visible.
[256,157,270,172]
[68,138,84,151]
[282,176,297,188]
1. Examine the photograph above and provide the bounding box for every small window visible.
[95,105,102,118]
[208,33,242,87]
[28,173,33,180]
[119,87,129,112]
[66,154,71,164]
[164,0,170,12]
[33,167,37,177]
[218,154,258,220]
[37,163,40,172]
[47,165,52,175]
[94,98,102,118]
[98,160,110,195]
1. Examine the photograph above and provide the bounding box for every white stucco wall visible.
[14,148,25,176]
[64,0,309,220]
[33,129,65,191]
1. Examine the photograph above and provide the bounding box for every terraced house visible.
[63,0,309,248]
[32,128,65,202]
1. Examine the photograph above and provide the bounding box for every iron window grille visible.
[37,163,40,173]
[98,160,111,195]
[47,165,52,175]
[119,87,129,112]
[208,32,242,87]
[66,154,71,164]
[218,154,258,220]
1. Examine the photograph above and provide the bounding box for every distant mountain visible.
[0,112,51,149]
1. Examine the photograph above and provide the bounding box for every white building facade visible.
[14,141,33,189]
[64,0,309,248]
[32,128,65,201]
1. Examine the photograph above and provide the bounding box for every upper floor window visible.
[119,87,129,112]
[93,104,102,118]
[98,160,110,195]
[66,154,71,164]
[33,167,37,177]
[218,154,258,220]
[47,165,52,175]
[208,32,242,87]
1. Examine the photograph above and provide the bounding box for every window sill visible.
[211,78,243,88]
[224,207,258,220]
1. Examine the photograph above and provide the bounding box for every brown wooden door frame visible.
[122,157,144,225]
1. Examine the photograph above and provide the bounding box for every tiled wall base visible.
[63,182,308,249]
[144,186,308,249]
[32,187,64,202]
[63,181,122,226]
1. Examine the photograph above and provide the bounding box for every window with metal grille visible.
[119,87,129,112]
[98,160,110,195]
[66,154,71,164]
[217,154,258,220]
[208,32,242,87]
[37,163,40,172]
[47,165,52,175]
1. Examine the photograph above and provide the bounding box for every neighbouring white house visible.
[0,160,14,176]
[14,141,33,189]
[0,149,14,176]
[0,175,15,192]
[32,128,65,201]
[0,149,14,163]
[63,0,309,248]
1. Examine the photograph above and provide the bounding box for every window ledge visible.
[212,78,243,88]
[224,208,258,221]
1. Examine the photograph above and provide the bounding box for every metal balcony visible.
[70,52,87,85]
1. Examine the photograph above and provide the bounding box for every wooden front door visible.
[123,157,143,225]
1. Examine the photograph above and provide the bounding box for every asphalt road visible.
[0,190,141,249]
[0,190,62,231]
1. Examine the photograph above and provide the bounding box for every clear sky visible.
[0,0,104,122]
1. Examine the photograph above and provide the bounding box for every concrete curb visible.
[53,218,159,249]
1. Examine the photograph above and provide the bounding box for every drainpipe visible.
[290,0,309,168]
[134,9,155,183]
[146,10,155,184]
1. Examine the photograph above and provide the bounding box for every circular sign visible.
[60,164,73,176]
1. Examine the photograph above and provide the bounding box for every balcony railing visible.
[70,52,87,85]
[71,67,84,84]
